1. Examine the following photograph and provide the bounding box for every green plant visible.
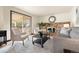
[37,22,47,29]
[16,22,22,28]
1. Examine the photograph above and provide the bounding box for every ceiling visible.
[16,6,73,16]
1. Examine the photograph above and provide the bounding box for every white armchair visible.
[11,28,29,46]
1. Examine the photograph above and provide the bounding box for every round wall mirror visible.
[48,16,56,23]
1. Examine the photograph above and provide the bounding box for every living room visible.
[0,6,79,53]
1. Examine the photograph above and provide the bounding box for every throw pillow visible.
[60,28,72,38]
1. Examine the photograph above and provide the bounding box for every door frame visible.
[10,10,32,39]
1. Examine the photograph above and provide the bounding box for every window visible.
[10,10,32,34]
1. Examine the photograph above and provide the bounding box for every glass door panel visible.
[11,11,32,35]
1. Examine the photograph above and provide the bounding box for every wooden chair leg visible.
[12,41,14,46]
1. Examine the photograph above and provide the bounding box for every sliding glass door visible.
[10,10,32,35]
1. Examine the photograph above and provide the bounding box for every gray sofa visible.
[53,27,79,53]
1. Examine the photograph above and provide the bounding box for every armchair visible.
[32,32,49,48]
[11,28,29,46]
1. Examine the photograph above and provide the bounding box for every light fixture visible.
[64,24,69,28]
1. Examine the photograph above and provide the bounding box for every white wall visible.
[73,6,79,27]
[38,12,72,25]
[0,6,38,40]
[70,6,79,27]
[70,7,77,26]
[38,7,79,27]
[0,7,4,29]
[32,16,39,32]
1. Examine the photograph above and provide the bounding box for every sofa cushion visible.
[70,27,79,39]
[71,27,79,32]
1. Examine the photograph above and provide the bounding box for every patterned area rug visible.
[0,36,54,53]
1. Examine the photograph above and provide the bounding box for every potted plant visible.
[37,22,46,29]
